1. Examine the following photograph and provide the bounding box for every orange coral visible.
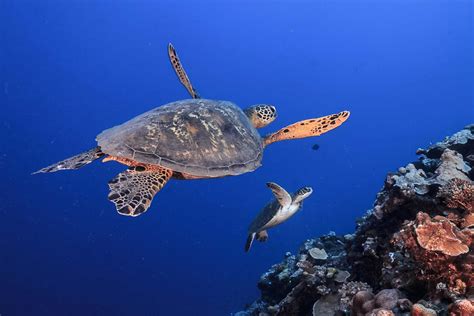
[415,213,469,256]
[449,299,474,316]
[412,303,437,316]
[437,178,474,213]
[370,309,394,316]
[461,213,474,229]
[451,279,467,295]
[392,212,473,296]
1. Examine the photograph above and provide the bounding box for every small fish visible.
[312,144,320,151]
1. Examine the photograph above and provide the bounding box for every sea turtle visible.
[34,43,350,217]
[245,182,313,252]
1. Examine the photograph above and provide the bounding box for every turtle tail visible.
[245,232,256,253]
[263,111,350,147]
[33,147,104,174]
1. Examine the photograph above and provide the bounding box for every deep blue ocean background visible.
[1,1,473,315]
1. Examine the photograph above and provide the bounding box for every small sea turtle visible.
[34,44,349,217]
[245,183,313,252]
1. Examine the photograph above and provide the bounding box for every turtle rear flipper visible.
[245,230,269,253]
[256,230,268,242]
[33,147,104,174]
[245,232,256,253]
[263,111,350,147]
[108,165,172,217]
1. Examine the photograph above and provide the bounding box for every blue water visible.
[1,1,472,315]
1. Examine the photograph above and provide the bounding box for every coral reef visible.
[234,125,473,316]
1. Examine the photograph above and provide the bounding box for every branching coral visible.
[437,178,474,213]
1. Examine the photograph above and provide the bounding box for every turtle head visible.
[293,186,313,204]
[244,104,277,128]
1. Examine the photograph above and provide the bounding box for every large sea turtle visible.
[245,182,313,252]
[34,44,350,217]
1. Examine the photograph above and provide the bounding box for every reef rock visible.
[234,125,473,316]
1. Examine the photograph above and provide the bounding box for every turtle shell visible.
[96,99,263,177]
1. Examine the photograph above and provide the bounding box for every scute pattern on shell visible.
[96,99,263,177]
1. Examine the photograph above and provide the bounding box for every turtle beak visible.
[300,187,313,198]
[270,105,276,115]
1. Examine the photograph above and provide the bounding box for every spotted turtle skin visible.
[96,99,263,178]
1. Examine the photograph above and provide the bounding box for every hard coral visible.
[334,270,351,283]
[419,125,474,159]
[369,309,394,316]
[462,213,474,229]
[437,178,474,213]
[373,289,401,310]
[352,290,374,316]
[392,163,431,196]
[312,293,340,316]
[411,303,437,316]
[415,212,470,256]
[351,289,407,316]
[449,299,474,316]
[393,212,473,298]
[434,149,471,184]
[308,247,328,260]
[339,282,372,314]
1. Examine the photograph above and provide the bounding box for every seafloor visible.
[235,125,474,316]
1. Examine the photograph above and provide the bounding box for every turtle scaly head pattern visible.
[296,186,313,199]
[244,104,277,128]
[293,186,313,204]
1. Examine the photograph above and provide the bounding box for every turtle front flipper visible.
[33,147,104,174]
[108,165,173,217]
[263,111,350,147]
[168,43,200,99]
[266,182,291,207]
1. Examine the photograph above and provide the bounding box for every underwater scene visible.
[1,1,473,315]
